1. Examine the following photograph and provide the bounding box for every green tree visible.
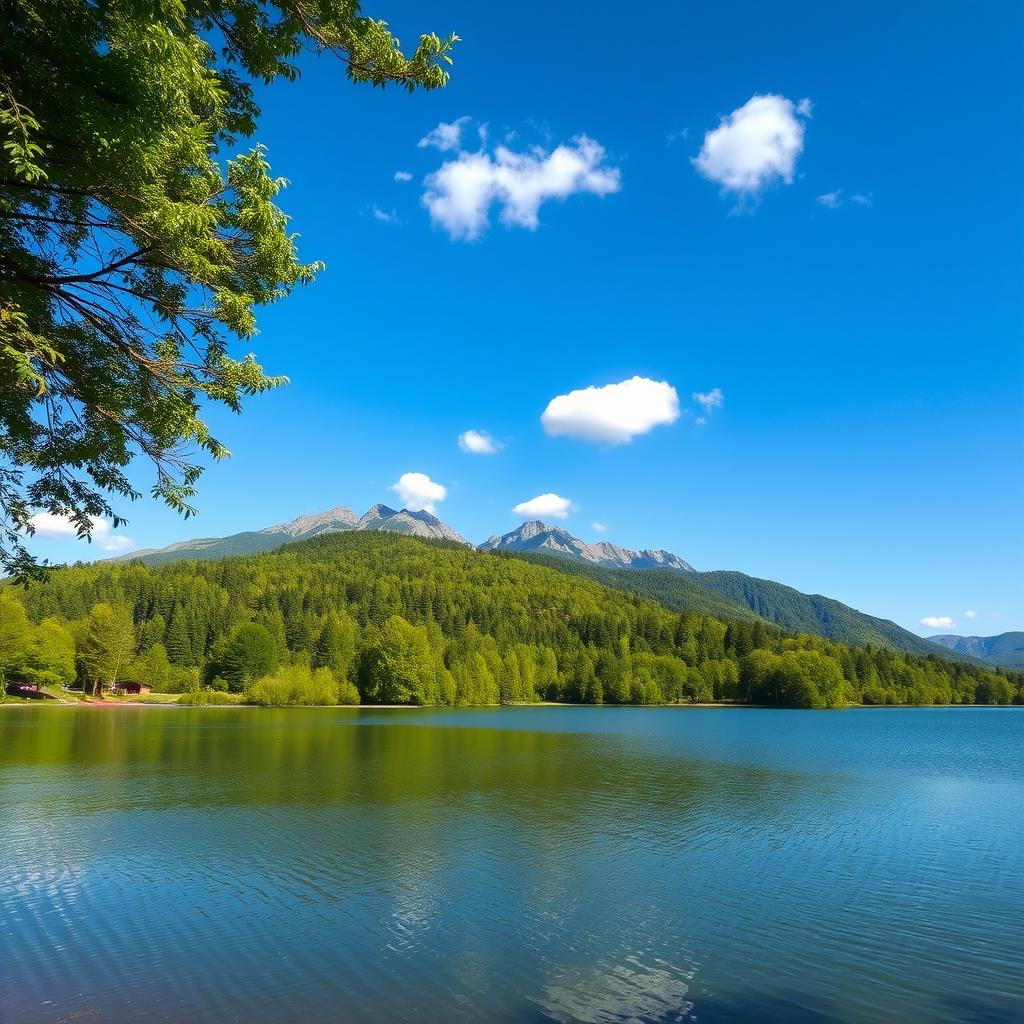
[360,615,439,705]
[314,612,358,680]
[0,2,457,577]
[77,602,135,696]
[217,622,278,692]
[25,616,76,687]
[126,642,172,691]
[0,590,31,688]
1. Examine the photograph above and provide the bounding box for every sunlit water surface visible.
[1,705,1022,1023]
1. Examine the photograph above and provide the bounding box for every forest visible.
[2,532,1020,708]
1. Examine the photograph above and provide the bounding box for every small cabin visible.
[112,680,151,695]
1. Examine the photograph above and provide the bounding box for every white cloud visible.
[592,522,608,533]
[390,472,447,514]
[513,493,573,520]
[27,512,134,552]
[458,429,503,455]
[541,376,680,445]
[796,98,814,117]
[818,189,871,210]
[422,135,621,241]
[371,204,400,225]
[102,536,135,553]
[29,512,110,539]
[965,610,978,620]
[694,388,725,414]
[394,170,413,182]
[418,116,471,152]
[693,94,809,195]
[920,616,954,630]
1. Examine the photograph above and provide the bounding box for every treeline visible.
[4,533,1021,708]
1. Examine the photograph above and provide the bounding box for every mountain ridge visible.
[925,632,1024,670]
[479,520,695,572]
[110,503,986,662]
[507,553,969,661]
[116,503,470,565]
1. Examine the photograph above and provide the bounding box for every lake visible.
[1,706,1021,1023]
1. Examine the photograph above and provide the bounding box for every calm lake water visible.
[1,706,1022,1024]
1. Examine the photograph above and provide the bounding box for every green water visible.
[1,705,1022,1022]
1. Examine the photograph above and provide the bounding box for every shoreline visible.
[2,699,1018,711]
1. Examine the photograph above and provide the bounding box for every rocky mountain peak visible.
[478,521,694,572]
[262,505,358,538]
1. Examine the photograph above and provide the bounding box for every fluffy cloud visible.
[693,94,810,195]
[390,472,447,514]
[28,512,133,552]
[422,134,621,241]
[418,116,471,152]
[394,170,413,182]
[458,429,503,455]
[694,388,725,413]
[850,193,873,207]
[920,616,954,630]
[541,376,679,444]
[592,522,608,533]
[965,610,978,620]
[513,493,573,520]
[29,512,110,539]
[102,535,136,553]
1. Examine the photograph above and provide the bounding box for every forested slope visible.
[501,552,760,622]
[690,571,950,655]
[4,533,1020,708]
[511,551,949,659]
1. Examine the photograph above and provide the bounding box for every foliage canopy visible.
[0,1,457,576]
[7,533,1022,709]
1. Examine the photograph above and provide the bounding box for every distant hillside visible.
[119,504,469,565]
[112,505,980,666]
[513,553,960,659]
[505,552,760,622]
[687,571,958,658]
[927,633,1024,670]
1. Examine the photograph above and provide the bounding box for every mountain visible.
[510,555,963,660]
[479,521,694,571]
[263,506,358,538]
[119,504,468,566]
[926,633,1024,670]
[355,505,470,545]
[116,508,986,664]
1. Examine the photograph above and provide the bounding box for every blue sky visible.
[29,1,1023,636]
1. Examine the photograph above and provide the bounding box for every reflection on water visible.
[1,706,1022,1023]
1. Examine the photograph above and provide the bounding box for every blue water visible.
[1,706,1022,1022]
